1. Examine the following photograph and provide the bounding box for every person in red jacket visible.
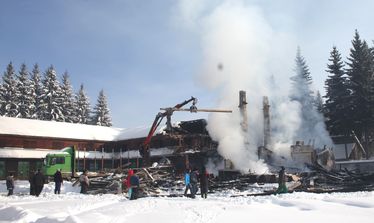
[126,169,134,198]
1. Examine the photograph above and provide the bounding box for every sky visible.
[1,0,374,128]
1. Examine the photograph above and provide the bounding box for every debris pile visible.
[209,173,279,192]
[84,166,184,196]
[79,162,374,196]
[298,164,374,193]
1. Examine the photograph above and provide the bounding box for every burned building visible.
[103,119,218,173]
[0,116,218,179]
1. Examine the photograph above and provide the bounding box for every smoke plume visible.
[175,0,332,173]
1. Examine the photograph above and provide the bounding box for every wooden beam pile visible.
[298,164,374,193]
[84,166,185,196]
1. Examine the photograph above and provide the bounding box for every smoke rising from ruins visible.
[176,0,332,173]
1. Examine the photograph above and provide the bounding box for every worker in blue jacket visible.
[184,169,192,196]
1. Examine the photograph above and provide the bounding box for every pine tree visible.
[16,63,34,118]
[75,84,91,124]
[92,89,112,126]
[290,47,314,104]
[30,64,43,119]
[289,48,331,146]
[314,91,324,114]
[324,46,351,136]
[60,72,76,123]
[39,65,64,121]
[0,62,19,117]
[345,30,373,138]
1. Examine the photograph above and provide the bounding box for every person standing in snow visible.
[29,170,36,195]
[54,169,63,194]
[184,169,192,197]
[276,166,288,194]
[79,170,90,194]
[129,174,140,200]
[126,169,134,198]
[200,167,209,199]
[33,169,46,197]
[6,173,15,196]
[190,169,198,198]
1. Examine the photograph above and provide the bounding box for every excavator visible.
[140,97,231,166]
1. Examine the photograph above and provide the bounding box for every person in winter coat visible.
[6,173,15,196]
[276,166,288,194]
[33,169,46,197]
[54,169,63,194]
[79,170,90,194]
[29,171,36,195]
[129,174,140,200]
[190,169,198,198]
[126,169,134,198]
[200,167,209,199]
[184,169,192,197]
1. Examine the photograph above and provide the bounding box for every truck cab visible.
[43,146,76,179]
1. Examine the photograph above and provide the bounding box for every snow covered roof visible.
[0,147,61,159]
[0,116,164,142]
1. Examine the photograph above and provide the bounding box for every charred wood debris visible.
[79,163,374,197]
[81,120,374,196]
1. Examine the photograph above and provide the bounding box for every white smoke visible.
[174,0,331,173]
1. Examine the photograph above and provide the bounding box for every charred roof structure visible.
[104,119,218,173]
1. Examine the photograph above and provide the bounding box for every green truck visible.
[43,146,77,179]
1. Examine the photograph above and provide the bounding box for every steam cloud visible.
[175,0,332,173]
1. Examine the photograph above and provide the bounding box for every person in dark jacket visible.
[29,171,36,195]
[33,169,46,197]
[79,170,90,194]
[276,166,288,194]
[190,169,198,198]
[200,167,209,199]
[54,169,63,194]
[6,173,15,196]
[129,174,140,200]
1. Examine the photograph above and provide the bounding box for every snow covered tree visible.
[314,91,324,114]
[345,30,374,139]
[92,89,112,126]
[75,84,91,124]
[324,46,351,136]
[289,48,332,146]
[289,48,314,110]
[0,62,19,117]
[16,63,34,118]
[30,64,43,119]
[39,65,64,121]
[60,72,76,123]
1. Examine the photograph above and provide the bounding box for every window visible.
[50,157,65,165]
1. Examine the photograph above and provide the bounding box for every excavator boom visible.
[140,96,232,167]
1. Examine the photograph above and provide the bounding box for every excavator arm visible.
[140,97,197,166]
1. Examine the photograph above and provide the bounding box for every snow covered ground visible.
[1,181,374,223]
